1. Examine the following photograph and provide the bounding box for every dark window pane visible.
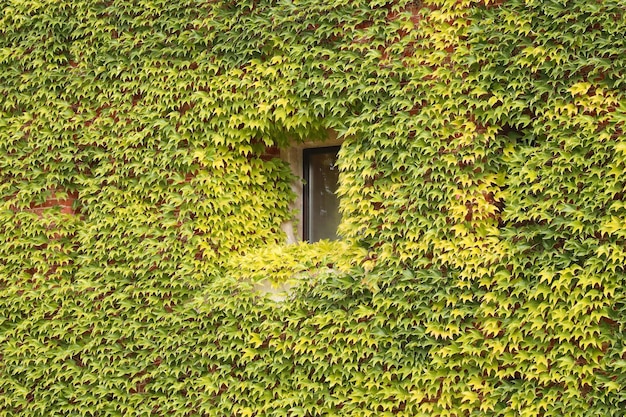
[304,147,341,242]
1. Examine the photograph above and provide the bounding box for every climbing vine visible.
[1,0,625,415]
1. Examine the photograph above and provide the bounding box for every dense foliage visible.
[1,0,625,415]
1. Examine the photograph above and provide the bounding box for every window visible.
[303,146,341,242]
[279,134,343,243]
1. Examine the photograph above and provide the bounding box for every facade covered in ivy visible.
[1,0,625,415]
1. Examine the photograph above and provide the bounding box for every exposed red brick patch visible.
[28,189,78,216]
[261,145,281,161]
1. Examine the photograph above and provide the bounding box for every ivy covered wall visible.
[1,0,625,415]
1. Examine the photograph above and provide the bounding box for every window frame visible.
[279,132,344,243]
